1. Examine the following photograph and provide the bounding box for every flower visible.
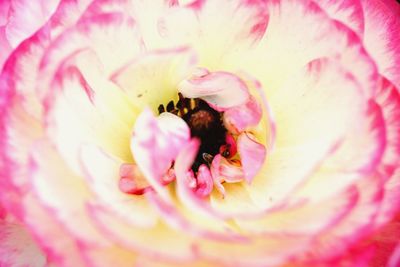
[1,0,400,266]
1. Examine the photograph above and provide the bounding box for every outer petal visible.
[157,0,268,68]
[0,220,46,267]
[80,143,159,228]
[389,243,400,267]
[373,78,400,226]
[314,0,364,35]
[362,0,400,89]
[29,140,108,245]
[224,0,377,100]
[247,58,365,207]
[5,0,59,47]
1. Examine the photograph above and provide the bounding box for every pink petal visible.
[315,0,365,35]
[130,108,190,199]
[0,1,10,26]
[373,78,400,226]
[179,69,250,111]
[389,243,400,267]
[362,0,400,89]
[375,78,400,177]
[0,26,12,70]
[195,164,213,197]
[380,0,400,17]
[211,155,244,184]
[306,175,384,262]
[39,12,143,100]
[0,220,46,267]
[223,95,262,134]
[44,50,135,175]
[79,144,159,228]
[5,0,59,47]
[29,140,107,245]
[8,193,87,267]
[241,0,377,101]
[210,154,226,197]
[237,133,266,184]
[119,163,151,195]
[174,139,227,218]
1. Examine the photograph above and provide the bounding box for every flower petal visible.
[223,95,262,133]
[44,50,136,175]
[158,0,268,68]
[179,69,250,110]
[130,108,190,199]
[362,0,400,89]
[215,156,244,184]
[119,163,151,195]
[226,0,377,99]
[0,220,46,267]
[248,58,365,207]
[5,0,59,47]
[79,143,159,228]
[195,164,213,197]
[111,47,197,111]
[314,0,364,35]
[389,243,400,267]
[237,133,266,184]
[30,140,108,245]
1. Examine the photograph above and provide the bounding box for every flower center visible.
[158,93,227,171]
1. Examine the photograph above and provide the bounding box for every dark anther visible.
[158,104,165,114]
[166,100,175,112]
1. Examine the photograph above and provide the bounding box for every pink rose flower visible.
[1,0,400,266]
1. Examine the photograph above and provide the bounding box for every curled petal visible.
[130,108,190,198]
[210,154,226,197]
[195,164,213,197]
[211,155,244,184]
[237,133,266,184]
[157,112,192,156]
[119,163,151,195]
[179,69,250,110]
[174,139,226,219]
[224,95,262,134]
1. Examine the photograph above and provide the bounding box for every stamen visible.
[158,104,165,114]
[166,100,174,112]
[202,153,214,164]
